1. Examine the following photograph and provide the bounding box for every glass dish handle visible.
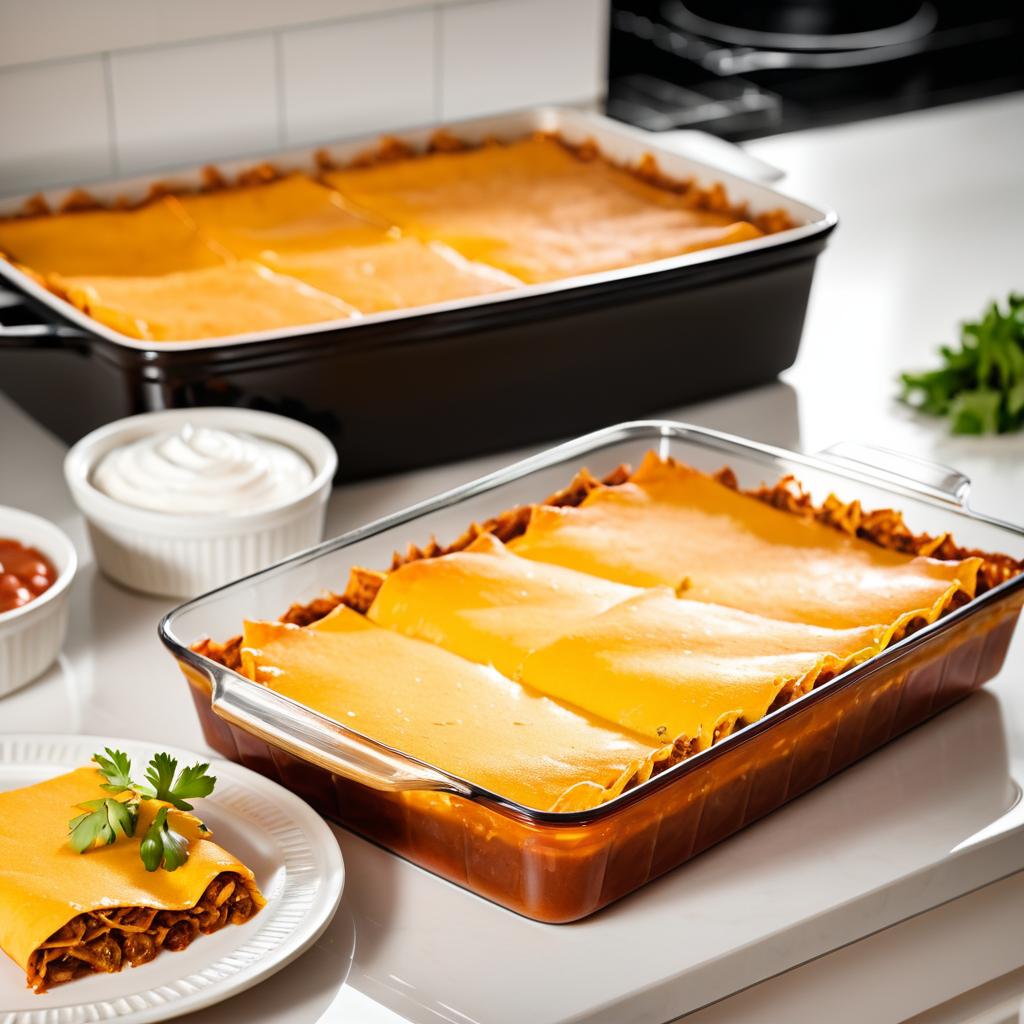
[817,442,971,507]
[211,671,473,796]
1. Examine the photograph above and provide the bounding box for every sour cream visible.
[92,423,313,515]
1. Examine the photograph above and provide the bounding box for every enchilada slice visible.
[325,137,763,284]
[51,261,357,341]
[172,173,388,258]
[365,532,641,677]
[0,199,225,277]
[0,767,263,993]
[240,605,665,813]
[518,589,883,748]
[260,238,518,313]
[509,452,982,634]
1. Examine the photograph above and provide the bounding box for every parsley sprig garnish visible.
[140,807,190,872]
[69,798,137,852]
[93,748,135,794]
[137,752,216,811]
[900,293,1024,434]
[67,748,217,872]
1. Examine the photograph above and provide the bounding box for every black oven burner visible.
[664,0,937,53]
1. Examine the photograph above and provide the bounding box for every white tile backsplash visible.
[0,1,609,197]
[0,58,112,196]
[110,34,279,175]
[282,9,436,146]
[0,0,461,70]
[440,0,607,120]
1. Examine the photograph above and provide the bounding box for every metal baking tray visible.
[159,421,1024,922]
[0,109,835,480]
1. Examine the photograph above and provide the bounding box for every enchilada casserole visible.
[0,135,794,342]
[195,452,1019,815]
[0,767,264,992]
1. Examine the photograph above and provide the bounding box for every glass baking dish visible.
[159,421,1024,923]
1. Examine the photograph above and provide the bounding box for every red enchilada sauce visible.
[0,538,57,613]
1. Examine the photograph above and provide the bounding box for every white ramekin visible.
[64,408,337,598]
[0,507,77,697]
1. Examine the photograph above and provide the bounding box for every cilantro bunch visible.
[68,749,216,872]
[900,293,1024,434]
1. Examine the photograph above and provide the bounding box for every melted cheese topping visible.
[510,452,981,632]
[0,767,262,973]
[519,590,882,747]
[367,532,641,677]
[52,261,357,341]
[262,238,518,313]
[0,199,225,276]
[240,605,663,812]
[325,138,763,283]
[366,532,882,750]
[172,173,388,258]
[2,140,776,338]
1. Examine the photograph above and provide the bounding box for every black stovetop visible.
[607,1,1024,140]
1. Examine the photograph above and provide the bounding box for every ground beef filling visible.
[27,872,258,992]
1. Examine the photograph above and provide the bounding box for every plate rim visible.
[0,732,345,1024]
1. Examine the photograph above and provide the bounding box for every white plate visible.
[0,734,345,1024]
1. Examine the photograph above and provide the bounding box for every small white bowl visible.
[64,408,337,598]
[0,507,77,697]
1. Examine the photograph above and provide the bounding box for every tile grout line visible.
[273,30,287,149]
[433,3,444,121]
[101,52,120,176]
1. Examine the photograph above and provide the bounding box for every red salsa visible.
[0,538,57,614]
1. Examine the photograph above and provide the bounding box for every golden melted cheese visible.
[0,200,225,276]
[261,238,518,313]
[172,173,388,258]
[240,605,663,812]
[510,452,981,633]
[0,767,263,973]
[325,137,763,283]
[52,261,356,340]
[365,532,882,750]
[1,140,778,338]
[518,590,882,747]
[367,533,640,677]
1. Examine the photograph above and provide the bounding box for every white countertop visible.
[2,91,1024,1023]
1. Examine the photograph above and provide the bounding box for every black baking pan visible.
[0,108,835,480]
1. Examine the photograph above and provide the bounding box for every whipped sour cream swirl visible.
[92,423,313,515]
